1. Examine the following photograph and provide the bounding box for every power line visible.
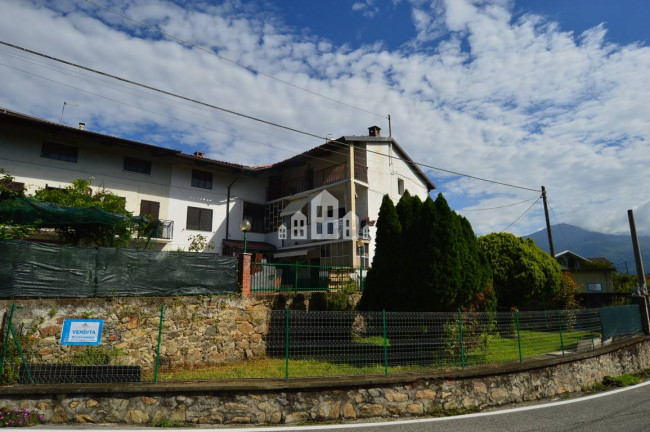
[457,196,541,212]
[500,196,542,233]
[547,200,575,251]
[83,0,387,119]
[0,61,381,174]
[0,40,541,193]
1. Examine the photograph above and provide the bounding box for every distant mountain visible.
[525,224,650,275]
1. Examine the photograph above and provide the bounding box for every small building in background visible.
[555,250,616,293]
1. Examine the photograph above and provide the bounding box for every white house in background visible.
[0,109,434,267]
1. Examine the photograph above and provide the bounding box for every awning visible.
[274,250,309,258]
[279,197,309,217]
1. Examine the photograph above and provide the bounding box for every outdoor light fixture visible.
[240,219,251,254]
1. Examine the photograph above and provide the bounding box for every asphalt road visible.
[35,380,650,432]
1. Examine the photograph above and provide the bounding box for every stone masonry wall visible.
[0,295,273,371]
[1,339,649,425]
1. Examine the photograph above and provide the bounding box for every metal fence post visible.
[285,307,290,381]
[382,310,388,377]
[153,303,165,383]
[557,309,565,356]
[294,262,298,292]
[458,309,466,369]
[0,302,16,376]
[515,310,522,364]
[9,324,32,384]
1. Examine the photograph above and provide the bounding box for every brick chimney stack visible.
[368,126,381,137]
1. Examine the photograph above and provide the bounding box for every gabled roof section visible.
[555,250,591,263]
[265,136,435,191]
[1,108,435,188]
[0,107,255,174]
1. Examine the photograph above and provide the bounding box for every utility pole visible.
[628,209,647,295]
[628,209,650,335]
[541,186,555,257]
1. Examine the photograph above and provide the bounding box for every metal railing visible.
[152,219,173,240]
[251,262,361,293]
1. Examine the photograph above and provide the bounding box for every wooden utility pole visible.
[541,186,555,257]
[628,209,647,295]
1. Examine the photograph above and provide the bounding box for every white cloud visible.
[352,0,380,18]
[0,0,648,237]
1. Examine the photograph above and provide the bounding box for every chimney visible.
[368,126,381,137]
[78,122,85,130]
[193,151,205,158]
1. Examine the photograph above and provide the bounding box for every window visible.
[191,169,212,189]
[139,200,160,220]
[316,205,323,218]
[292,219,305,238]
[316,222,323,235]
[327,222,334,235]
[587,283,603,292]
[327,206,334,218]
[278,224,287,240]
[186,206,213,231]
[243,202,265,233]
[124,157,152,175]
[398,178,405,195]
[41,142,78,163]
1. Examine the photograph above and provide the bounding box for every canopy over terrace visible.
[0,197,146,226]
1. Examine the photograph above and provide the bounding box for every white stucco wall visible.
[1,119,432,262]
[364,140,431,265]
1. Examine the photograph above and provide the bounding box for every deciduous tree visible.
[478,232,563,310]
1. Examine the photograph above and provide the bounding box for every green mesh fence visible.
[251,262,361,293]
[1,302,643,385]
[599,304,642,340]
[0,241,237,297]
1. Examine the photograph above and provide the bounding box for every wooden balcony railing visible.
[271,162,368,199]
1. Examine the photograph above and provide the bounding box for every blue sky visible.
[0,0,648,236]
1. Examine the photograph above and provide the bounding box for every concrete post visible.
[631,295,650,335]
[239,253,252,296]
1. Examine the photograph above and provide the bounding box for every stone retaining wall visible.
[0,296,273,370]
[1,338,649,425]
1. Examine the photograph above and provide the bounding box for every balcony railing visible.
[273,162,368,199]
[151,219,174,240]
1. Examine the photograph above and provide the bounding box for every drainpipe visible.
[225,177,239,240]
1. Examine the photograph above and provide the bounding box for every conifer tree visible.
[358,194,401,311]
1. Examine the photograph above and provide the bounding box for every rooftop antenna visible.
[59,101,79,124]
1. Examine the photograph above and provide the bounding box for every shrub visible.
[68,346,123,365]
[0,407,44,427]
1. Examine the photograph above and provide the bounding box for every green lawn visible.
[149,330,598,382]
[467,330,596,364]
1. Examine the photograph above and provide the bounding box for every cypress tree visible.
[395,192,423,310]
[358,195,401,311]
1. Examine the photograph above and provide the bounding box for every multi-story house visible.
[0,108,434,267]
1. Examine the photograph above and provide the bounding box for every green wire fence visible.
[0,304,643,384]
[250,262,363,293]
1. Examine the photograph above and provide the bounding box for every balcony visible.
[151,219,174,240]
[269,162,368,200]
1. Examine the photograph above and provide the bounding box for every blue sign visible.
[60,319,103,346]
